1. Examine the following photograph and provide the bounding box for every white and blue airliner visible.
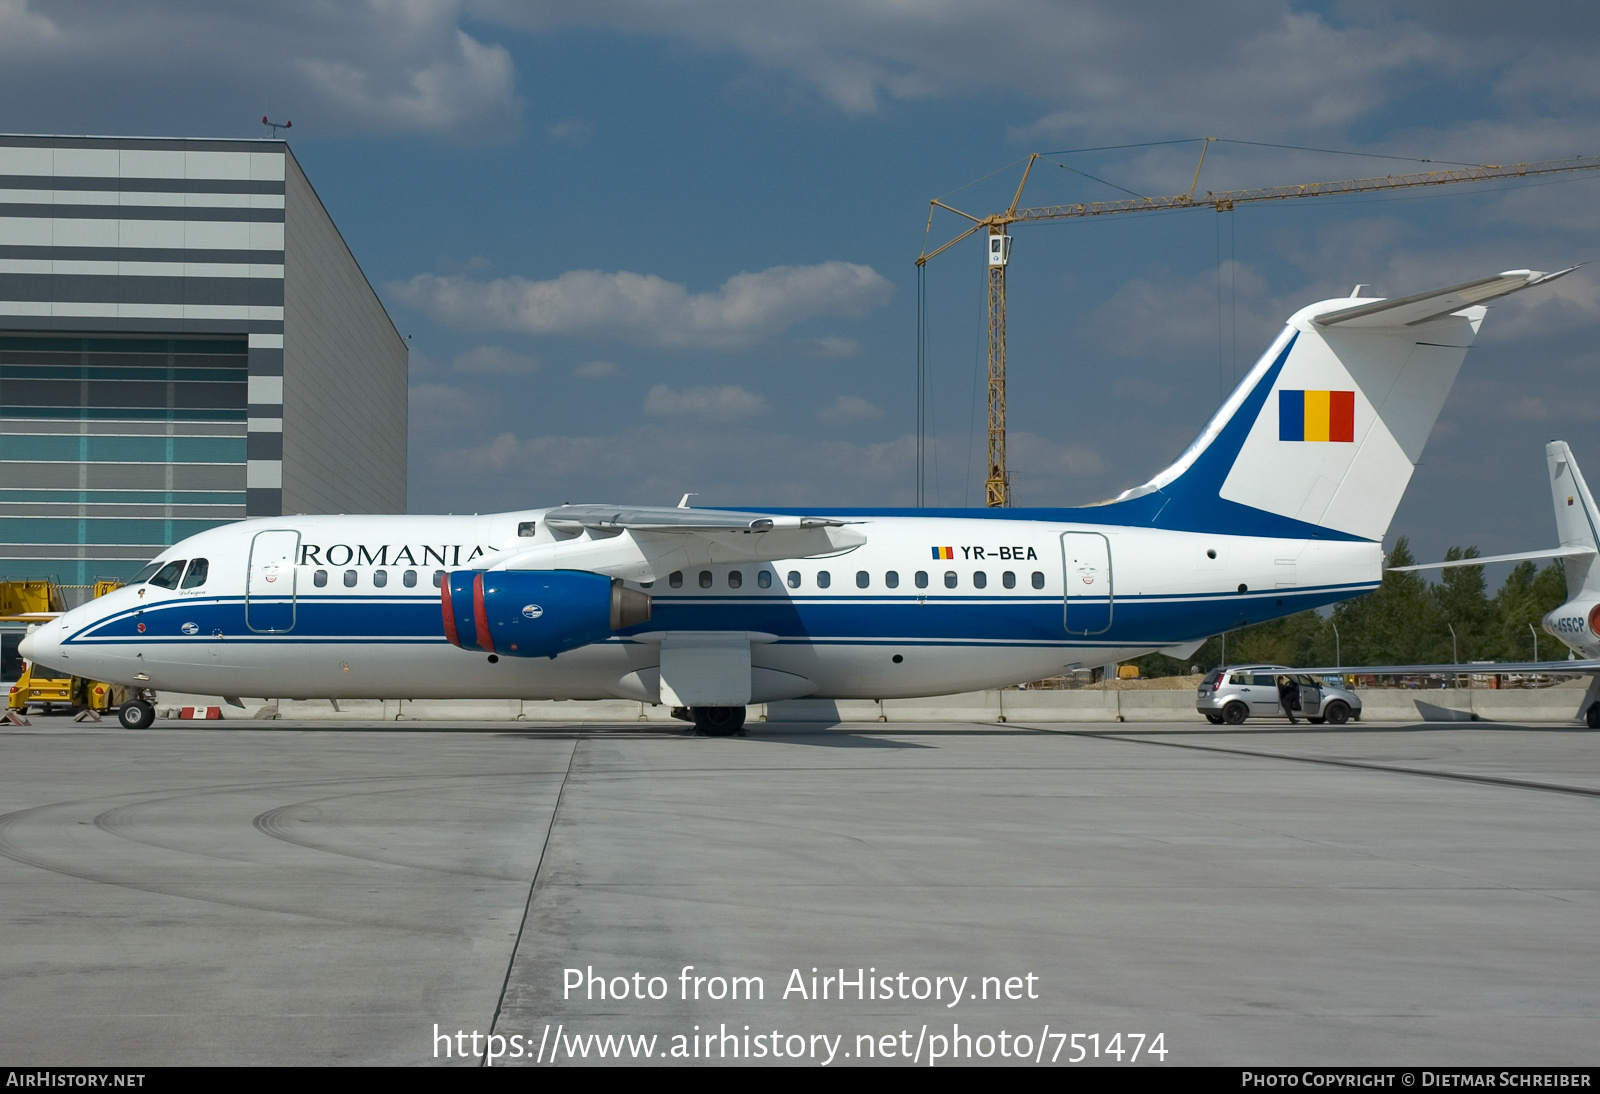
[18,268,1571,732]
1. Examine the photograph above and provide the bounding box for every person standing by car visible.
[1276,674,1300,724]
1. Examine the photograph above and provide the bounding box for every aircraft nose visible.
[17,626,36,660]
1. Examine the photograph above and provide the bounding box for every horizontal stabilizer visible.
[1389,545,1595,572]
[1314,267,1577,329]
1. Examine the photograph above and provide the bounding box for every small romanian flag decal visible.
[1280,389,1355,442]
[932,546,954,560]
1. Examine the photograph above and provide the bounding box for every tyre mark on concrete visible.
[250,779,539,881]
[0,799,460,931]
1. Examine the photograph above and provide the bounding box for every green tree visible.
[1429,546,1490,662]
[1331,536,1435,665]
[1489,560,1569,661]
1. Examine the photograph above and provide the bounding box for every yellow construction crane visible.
[917,143,1600,507]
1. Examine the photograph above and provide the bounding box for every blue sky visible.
[4,1,1600,574]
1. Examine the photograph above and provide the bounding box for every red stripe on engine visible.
[473,573,495,653]
[440,577,460,648]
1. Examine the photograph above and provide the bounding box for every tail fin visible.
[1548,441,1600,597]
[1115,268,1574,540]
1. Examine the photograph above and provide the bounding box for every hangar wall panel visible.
[0,135,405,587]
[279,156,407,516]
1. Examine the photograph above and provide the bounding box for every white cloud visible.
[816,395,883,425]
[573,359,619,378]
[450,345,540,375]
[390,261,893,350]
[0,0,520,139]
[475,1,1446,141]
[546,118,590,141]
[417,425,920,510]
[408,381,480,430]
[644,383,770,419]
[794,336,862,358]
[1080,260,1275,364]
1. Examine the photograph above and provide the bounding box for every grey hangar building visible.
[0,134,407,674]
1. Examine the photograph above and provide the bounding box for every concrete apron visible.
[133,687,1596,724]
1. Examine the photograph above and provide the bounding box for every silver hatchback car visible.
[1196,665,1362,725]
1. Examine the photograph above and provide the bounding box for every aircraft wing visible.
[542,504,851,533]
[1295,659,1600,676]
[484,505,867,582]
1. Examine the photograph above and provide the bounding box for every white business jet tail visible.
[1390,440,1600,596]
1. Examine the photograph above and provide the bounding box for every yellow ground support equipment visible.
[3,580,128,722]
[0,580,65,622]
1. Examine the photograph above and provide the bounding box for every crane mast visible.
[917,146,1600,507]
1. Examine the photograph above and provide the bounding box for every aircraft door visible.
[1061,532,1113,635]
[246,529,300,633]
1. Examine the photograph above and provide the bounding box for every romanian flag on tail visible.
[1280,390,1355,442]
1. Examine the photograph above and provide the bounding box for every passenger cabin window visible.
[944,571,957,589]
[373,569,388,588]
[148,560,186,590]
[698,570,713,589]
[432,570,445,588]
[757,571,772,589]
[728,570,742,589]
[915,571,929,589]
[1031,571,1045,589]
[787,571,801,588]
[1002,571,1016,589]
[856,571,870,589]
[180,558,209,589]
[817,571,831,589]
[314,569,328,587]
[886,571,899,589]
[973,571,987,589]
[669,571,684,588]
[403,570,417,588]
[343,570,357,588]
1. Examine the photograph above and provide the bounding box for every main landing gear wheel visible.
[693,706,746,737]
[118,700,156,730]
[1222,702,1248,726]
[1586,702,1600,730]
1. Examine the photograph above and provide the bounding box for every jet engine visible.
[442,570,650,657]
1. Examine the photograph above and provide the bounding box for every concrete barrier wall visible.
[153,687,1591,724]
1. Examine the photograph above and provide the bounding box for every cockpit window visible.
[147,560,187,590]
[131,561,162,584]
[180,558,209,589]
